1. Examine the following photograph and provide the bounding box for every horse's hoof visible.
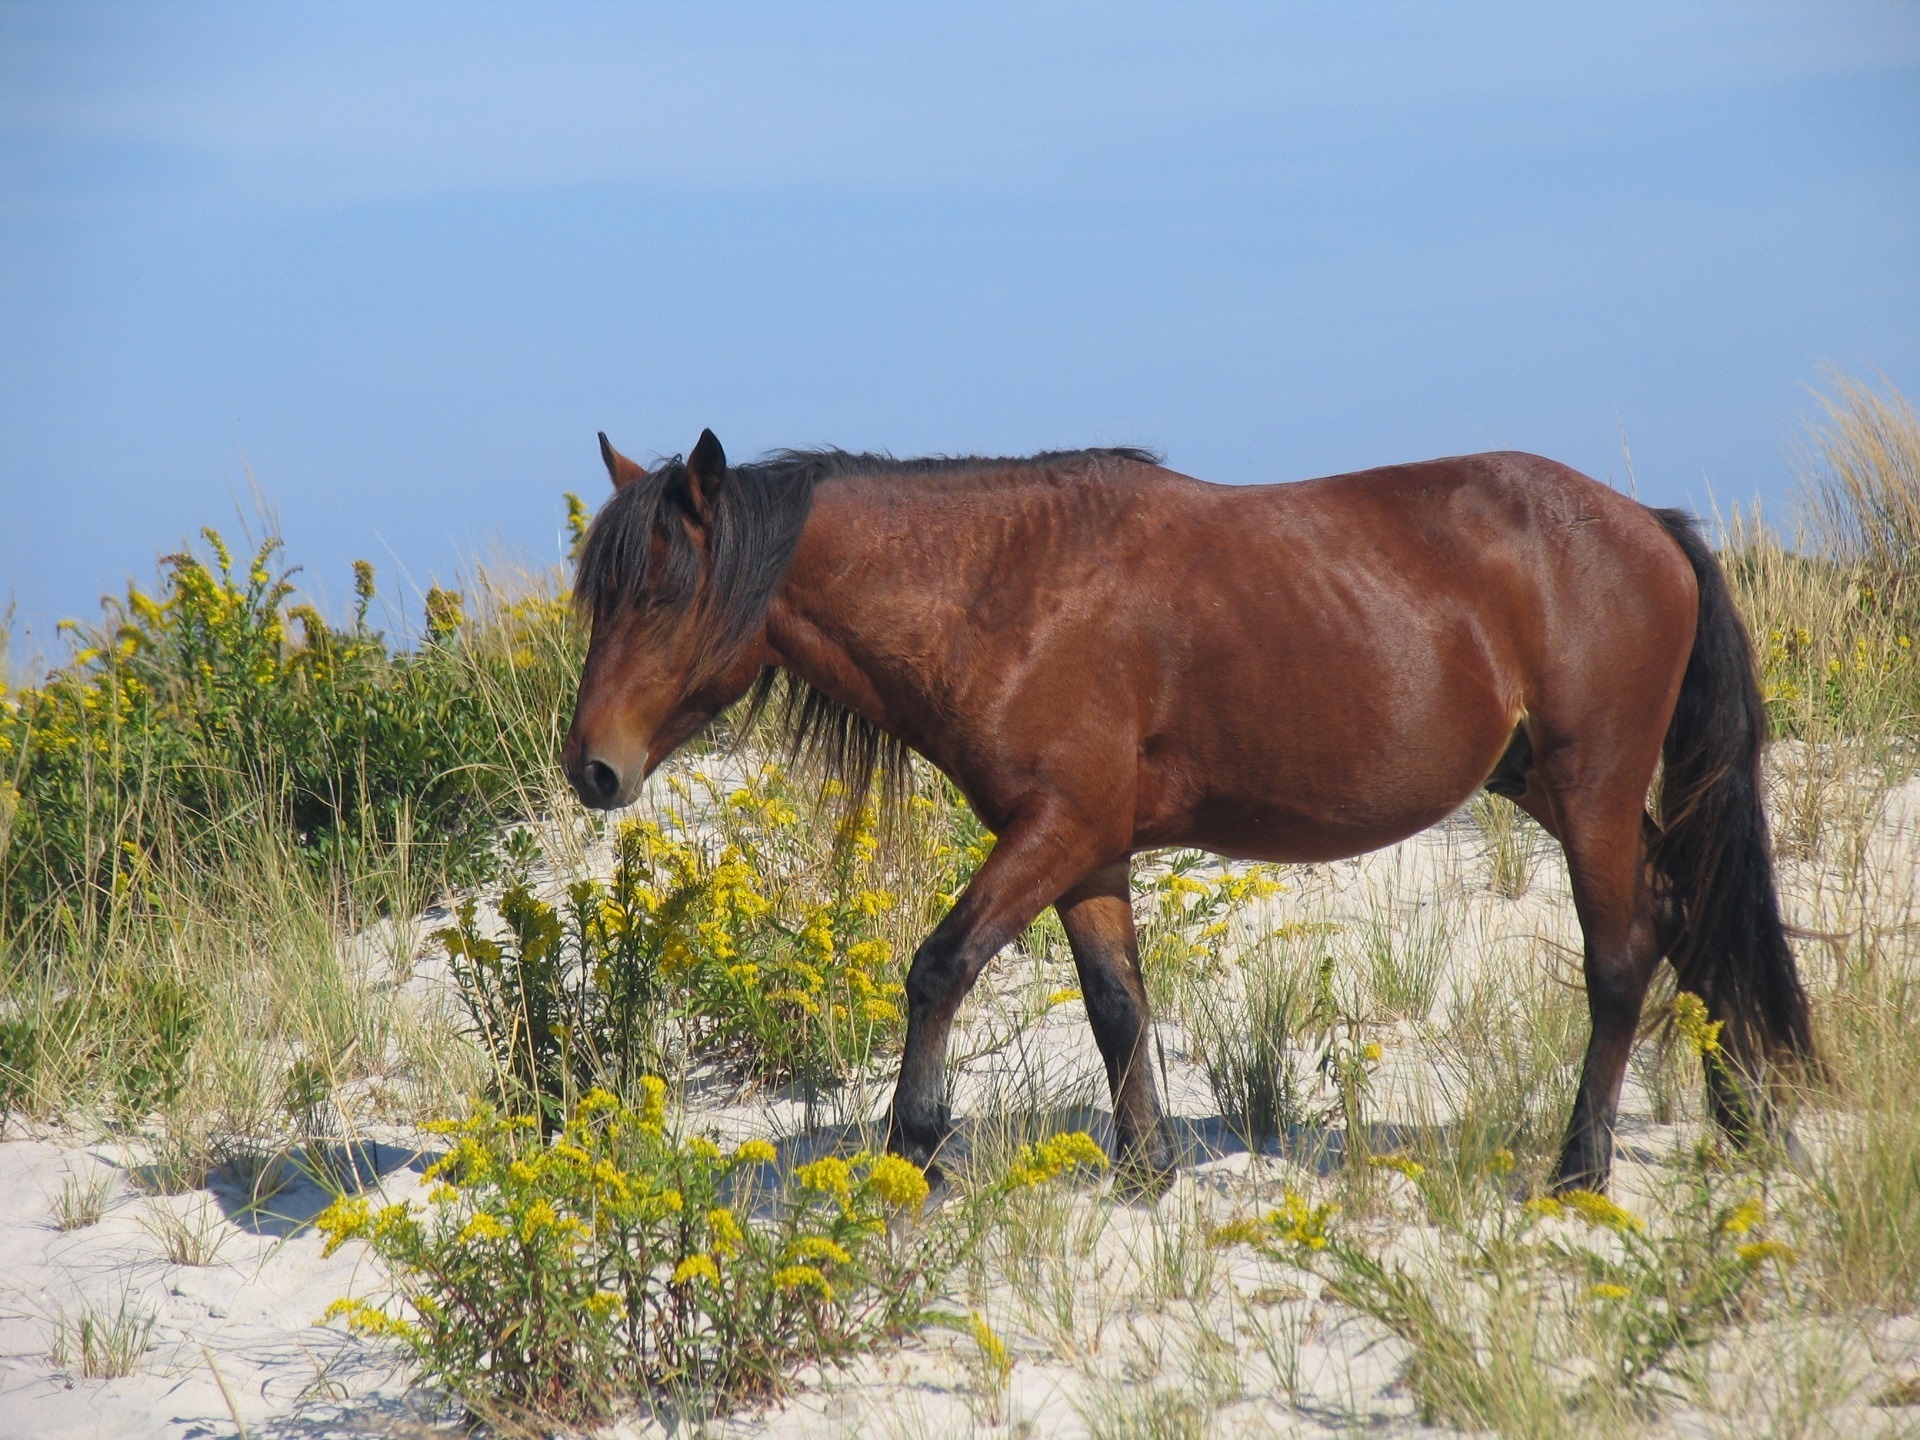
[1548,1162,1611,1197]
[1114,1149,1178,1202]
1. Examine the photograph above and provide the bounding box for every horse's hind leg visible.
[1056,860,1173,1183]
[1528,760,1665,1194]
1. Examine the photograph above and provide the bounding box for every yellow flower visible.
[1560,1190,1643,1234]
[1368,1154,1425,1180]
[772,1264,834,1301]
[371,1203,412,1241]
[637,1075,668,1132]
[1720,1197,1763,1236]
[520,1198,561,1244]
[1006,1131,1110,1188]
[584,1290,623,1320]
[1046,989,1082,1007]
[970,1311,1012,1385]
[734,1139,778,1166]
[784,1235,853,1266]
[1672,992,1723,1058]
[1588,1283,1631,1301]
[319,1297,420,1341]
[1525,1196,1565,1221]
[683,1135,722,1162]
[1488,1149,1515,1176]
[846,938,892,968]
[313,1196,371,1256]
[1269,1189,1334,1251]
[590,1159,631,1200]
[1205,1217,1269,1249]
[457,1213,507,1244]
[1361,1042,1383,1063]
[795,1156,854,1198]
[1736,1239,1798,1267]
[672,1253,720,1286]
[707,1207,744,1255]
[867,1155,931,1209]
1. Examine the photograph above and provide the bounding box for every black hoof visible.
[885,1113,951,1181]
[1550,1147,1611,1196]
[1113,1135,1179,1201]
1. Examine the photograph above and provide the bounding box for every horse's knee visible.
[1583,955,1653,1027]
[904,942,969,1018]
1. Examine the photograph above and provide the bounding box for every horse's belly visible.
[1136,792,1463,865]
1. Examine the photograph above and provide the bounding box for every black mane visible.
[572,444,1161,810]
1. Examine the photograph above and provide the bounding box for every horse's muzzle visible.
[570,756,626,810]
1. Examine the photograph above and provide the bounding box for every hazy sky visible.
[3,2,1918,658]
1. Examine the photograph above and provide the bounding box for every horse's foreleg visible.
[888,808,1106,1175]
[1056,859,1173,1184]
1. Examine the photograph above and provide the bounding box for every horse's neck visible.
[760,475,1008,746]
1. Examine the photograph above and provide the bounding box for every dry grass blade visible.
[141,1198,229,1266]
[1796,369,1920,579]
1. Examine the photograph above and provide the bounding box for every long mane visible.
[572,444,1161,809]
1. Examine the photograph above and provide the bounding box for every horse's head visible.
[563,428,781,809]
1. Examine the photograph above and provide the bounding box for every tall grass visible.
[1795,369,1920,582]
[0,519,578,1167]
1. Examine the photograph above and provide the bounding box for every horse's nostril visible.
[582,759,621,807]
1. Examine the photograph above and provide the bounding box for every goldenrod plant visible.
[315,1082,1029,1422]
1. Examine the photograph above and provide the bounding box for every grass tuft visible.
[49,1291,155,1379]
[51,1166,115,1230]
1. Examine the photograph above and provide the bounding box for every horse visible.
[561,428,1814,1194]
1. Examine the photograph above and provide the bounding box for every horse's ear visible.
[599,432,648,490]
[683,428,727,520]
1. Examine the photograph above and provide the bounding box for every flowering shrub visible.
[1135,851,1285,984]
[437,768,919,1114]
[315,1085,953,1420]
[1224,1154,1798,1421]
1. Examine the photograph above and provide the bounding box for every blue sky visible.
[3,2,1918,659]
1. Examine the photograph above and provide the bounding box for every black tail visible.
[1648,509,1815,1090]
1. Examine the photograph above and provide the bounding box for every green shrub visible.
[0,526,580,943]
[315,1084,961,1420]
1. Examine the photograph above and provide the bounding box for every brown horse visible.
[562,430,1814,1193]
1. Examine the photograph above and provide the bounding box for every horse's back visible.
[1075,451,1697,858]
